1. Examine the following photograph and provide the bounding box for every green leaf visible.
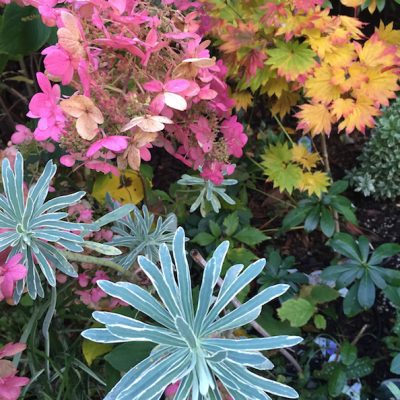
[313,314,326,330]
[369,243,400,265]
[208,220,221,238]
[329,180,348,195]
[357,273,375,309]
[233,227,269,246]
[192,232,215,246]
[304,206,320,232]
[320,206,335,237]
[391,353,400,374]
[282,206,310,230]
[340,342,357,366]
[226,247,257,267]
[257,305,301,336]
[104,342,156,372]
[329,233,361,262]
[82,339,112,366]
[343,283,363,317]
[309,285,339,305]
[278,298,315,327]
[328,365,347,397]
[331,196,357,224]
[384,286,400,307]
[223,212,239,236]
[0,4,51,56]
[357,236,370,262]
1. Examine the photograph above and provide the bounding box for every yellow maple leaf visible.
[232,91,253,111]
[304,64,342,103]
[337,16,364,40]
[323,43,357,67]
[334,97,380,134]
[296,103,334,136]
[261,76,288,97]
[298,171,330,197]
[331,63,368,92]
[271,91,300,118]
[353,66,399,107]
[292,144,321,170]
[339,0,363,7]
[357,35,397,68]
[375,22,400,46]
[306,33,334,58]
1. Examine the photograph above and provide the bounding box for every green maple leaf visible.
[266,40,316,81]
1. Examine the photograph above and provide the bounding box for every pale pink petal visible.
[164,79,190,93]
[164,92,187,111]
[143,80,163,92]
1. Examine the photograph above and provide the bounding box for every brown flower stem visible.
[320,135,340,233]
[190,249,303,374]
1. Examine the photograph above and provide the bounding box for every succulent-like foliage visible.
[0,153,133,301]
[177,174,237,217]
[82,228,302,400]
[350,97,400,199]
[108,199,177,268]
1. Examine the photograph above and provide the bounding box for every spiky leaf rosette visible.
[82,228,302,400]
[0,153,133,301]
[107,198,177,268]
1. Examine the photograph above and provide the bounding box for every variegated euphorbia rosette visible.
[82,227,302,399]
[0,152,134,301]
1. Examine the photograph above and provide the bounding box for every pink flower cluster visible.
[0,253,27,303]
[23,0,247,183]
[76,270,127,310]
[0,343,29,400]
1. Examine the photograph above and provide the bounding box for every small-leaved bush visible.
[350,97,400,199]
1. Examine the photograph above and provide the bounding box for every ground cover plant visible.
[0,0,400,399]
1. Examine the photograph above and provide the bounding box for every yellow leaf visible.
[333,97,380,134]
[357,36,397,68]
[339,0,363,7]
[304,64,342,104]
[296,103,334,136]
[292,144,321,170]
[323,43,357,67]
[375,22,400,46]
[298,171,330,197]
[82,339,112,366]
[92,169,144,205]
[271,91,300,118]
[232,91,253,111]
[261,76,288,97]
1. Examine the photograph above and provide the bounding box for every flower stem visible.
[62,251,131,277]
[42,286,57,383]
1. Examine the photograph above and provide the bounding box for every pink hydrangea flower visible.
[42,45,76,85]
[10,125,33,145]
[0,254,27,301]
[164,381,180,397]
[87,136,130,158]
[27,73,66,141]
[0,342,29,400]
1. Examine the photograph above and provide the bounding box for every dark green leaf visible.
[329,233,361,261]
[357,273,375,309]
[309,285,339,305]
[0,4,51,56]
[328,365,347,397]
[320,206,335,237]
[105,342,156,372]
[233,227,269,246]
[369,243,400,265]
[340,342,357,366]
[391,354,400,374]
[192,232,215,246]
[304,206,320,232]
[357,236,370,262]
[329,180,348,195]
[344,283,363,317]
[282,206,310,230]
[223,212,239,236]
[208,220,221,238]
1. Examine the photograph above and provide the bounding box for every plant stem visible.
[19,57,34,98]
[274,116,294,145]
[62,251,131,277]
[320,135,340,233]
[190,250,303,374]
[42,286,57,383]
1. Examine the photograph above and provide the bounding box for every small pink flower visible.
[27,73,66,141]
[0,254,27,301]
[78,273,90,288]
[87,136,130,158]
[11,125,33,145]
[144,79,190,113]
[165,381,180,397]
[42,45,75,85]
[190,117,214,153]
[0,342,29,400]
[221,116,248,158]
